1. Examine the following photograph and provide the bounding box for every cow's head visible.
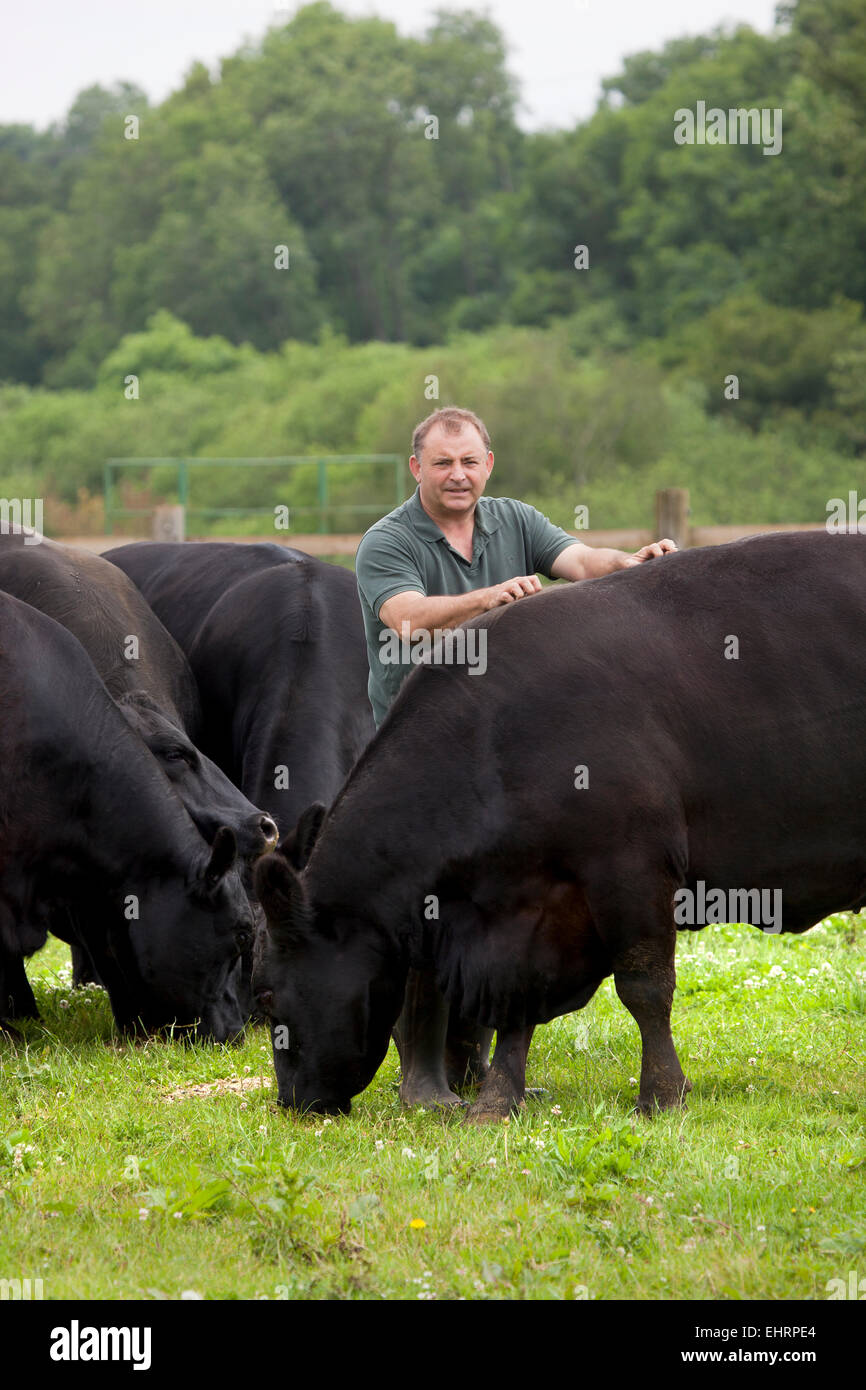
[252,805,406,1114]
[109,827,254,1042]
[117,692,279,863]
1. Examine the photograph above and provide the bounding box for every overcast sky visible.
[3,0,782,133]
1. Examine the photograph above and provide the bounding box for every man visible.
[355,406,676,1106]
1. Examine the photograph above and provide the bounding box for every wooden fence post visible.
[655,488,690,549]
[153,505,186,542]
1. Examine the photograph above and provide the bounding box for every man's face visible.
[411,423,494,519]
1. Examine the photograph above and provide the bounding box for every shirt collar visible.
[406,487,501,542]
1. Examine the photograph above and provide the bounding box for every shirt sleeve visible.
[518,503,580,577]
[355,524,428,619]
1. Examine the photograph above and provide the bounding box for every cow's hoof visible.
[399,1080,466,1110]
[0,1019,24,1042]
[465,1098,525,1126]
[634,1077,692,1116]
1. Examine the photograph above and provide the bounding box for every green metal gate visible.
[104,455,405,535]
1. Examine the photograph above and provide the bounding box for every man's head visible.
[410,407,493,521]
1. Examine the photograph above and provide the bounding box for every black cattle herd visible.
[1,531,863,1121]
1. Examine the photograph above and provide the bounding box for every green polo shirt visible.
[355,488,578,725]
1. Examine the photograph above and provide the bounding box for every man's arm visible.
[550,538,678,581]
[380,575,543,634]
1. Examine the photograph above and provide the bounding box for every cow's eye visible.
[235,929,252,951]
[163,748,188,763]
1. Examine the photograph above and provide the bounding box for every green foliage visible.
[1,1,864,526]
[2,0,864,389]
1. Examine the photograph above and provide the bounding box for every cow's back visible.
[105,541,301,654]
[0,534,200,733]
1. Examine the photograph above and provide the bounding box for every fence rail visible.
[104,455,405,536]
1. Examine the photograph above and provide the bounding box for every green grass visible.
[1,917,864,1301]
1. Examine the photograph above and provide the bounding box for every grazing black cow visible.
[106,542,374,833]
[252,532,866,1120]
[0,593,252,1040]
[0,535,277,863]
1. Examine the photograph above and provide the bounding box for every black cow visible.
[106,542,374,833]
[105,541,296,654]
[0,535,277,863]
[252,532,866,1119]
[0,593,252,1040]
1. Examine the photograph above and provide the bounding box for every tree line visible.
[0,0,863,530]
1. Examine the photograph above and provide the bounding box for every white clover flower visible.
[402,1147,416,1159]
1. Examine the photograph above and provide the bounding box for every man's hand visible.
[483,575,543,609]
[622,538,678,567]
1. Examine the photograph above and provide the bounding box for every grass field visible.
[2,916,864,1302]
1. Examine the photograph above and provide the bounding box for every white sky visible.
[2,0,782,133]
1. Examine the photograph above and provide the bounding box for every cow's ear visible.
[278,802,326,871]
[204,826,238,887]
[254,851,309,943]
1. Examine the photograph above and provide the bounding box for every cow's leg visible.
[592,875,689,1113]
[71,942,102,989]
[393,968,464,1108]
[2,954,39,1019]
[466,1025,535,1124]
[444,1010,493,1092]
[614,939,690,1113]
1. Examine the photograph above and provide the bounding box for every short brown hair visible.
[411,407,491,461]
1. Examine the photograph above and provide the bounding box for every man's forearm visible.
[551,539,677,581]
[380,590,491,634]
[580,546,633,578]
